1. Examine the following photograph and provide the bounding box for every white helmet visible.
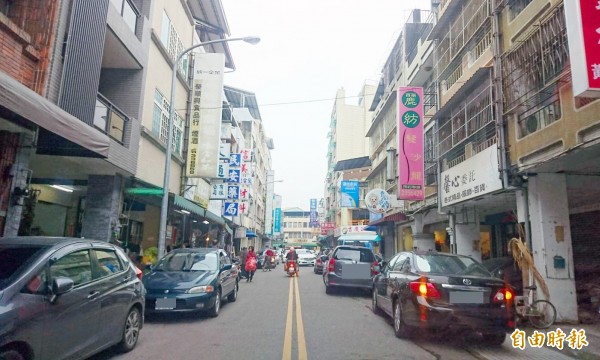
[290,247,295,251]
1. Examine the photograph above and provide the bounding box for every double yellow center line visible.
[282,275,307,360]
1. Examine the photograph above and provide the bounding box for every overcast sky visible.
[221,0,431,210]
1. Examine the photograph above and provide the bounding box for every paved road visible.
[89,265,595,360]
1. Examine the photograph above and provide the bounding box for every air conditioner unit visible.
[526,114,538,134]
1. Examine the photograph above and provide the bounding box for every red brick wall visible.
[0,132,20,235]
[0,0,58,94]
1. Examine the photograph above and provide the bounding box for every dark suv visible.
[323,245,379,294]
[0,237,145,360]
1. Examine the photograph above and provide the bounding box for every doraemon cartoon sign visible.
[365,188,391,214]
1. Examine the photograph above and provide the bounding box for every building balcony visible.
[93,93,129,144]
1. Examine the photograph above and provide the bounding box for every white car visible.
[295,249,316,266]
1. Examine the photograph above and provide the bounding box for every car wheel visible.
[116,307,141,353]
[482,331,507,346]
[372,288,383,315]
[228,283,238,302]
[393,301,411,338]
[207,290,221,317]
[0,349,25,360]
[313,266,317,274]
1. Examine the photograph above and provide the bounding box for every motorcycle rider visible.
[264,246,276,271]
[285,247,299,276]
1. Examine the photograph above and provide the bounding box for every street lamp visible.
[158,36,260,259]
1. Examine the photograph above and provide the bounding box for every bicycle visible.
[514,284,557,329]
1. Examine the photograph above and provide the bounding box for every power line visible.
[175,93,379,112]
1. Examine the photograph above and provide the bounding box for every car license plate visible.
[342,264,371,279]
[449,291,484,304]
[155,298,176,310]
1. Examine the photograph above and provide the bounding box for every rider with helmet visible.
[285,247,299,275]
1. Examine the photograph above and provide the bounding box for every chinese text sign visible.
[397,87,425,200]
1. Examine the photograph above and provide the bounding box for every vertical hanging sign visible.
[186,53,225,178]
[564,1,600,97]
[397,87,425,200]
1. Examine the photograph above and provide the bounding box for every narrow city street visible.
[88,266,589,360]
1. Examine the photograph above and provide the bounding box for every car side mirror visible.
[222,264,233,271]
[49,276,74,303]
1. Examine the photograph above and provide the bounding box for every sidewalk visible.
[470,322,600,360]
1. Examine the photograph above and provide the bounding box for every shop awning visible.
[285,242,318,248]
[224,223,233,236]
[205,209,225,225]
[173,195,205,217]
[338,234,382,243]
[246,230,257,238]
[369,211,407,226]
[0,70,110,157]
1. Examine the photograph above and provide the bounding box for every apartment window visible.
[160,11,188,77]
[110,0,139,33]
[508,0,533,20]
[152,89,183,156]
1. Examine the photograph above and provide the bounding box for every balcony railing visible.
[110,0,140,34]
[94,94,128,143]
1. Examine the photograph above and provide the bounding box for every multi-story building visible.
[0,0,150,243]
[498,0,600,323]
[366,9,438,256]
[363,0,596,322]
[127,0,242,255]
[225,86,274,250]
[324,83,376,233]
[0,1,271,261]
[281,207,319,250]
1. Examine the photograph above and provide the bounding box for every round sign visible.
[365,189,391,214]
[401,91,420,108]
[401,110,421,128]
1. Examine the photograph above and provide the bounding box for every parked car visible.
[143,248,238,317]
[482,256,523,295]
[0,236,144,360]
[323,245,379,294]
[372,251,515,346]
[313,249,331,274]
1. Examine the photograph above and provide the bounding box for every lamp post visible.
[158,36,260,259]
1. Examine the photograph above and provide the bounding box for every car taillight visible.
[328,258,335,272]
[135,266,143,280]
[409,281,441,299]
[493,288,514,303]
[371,260,380,276]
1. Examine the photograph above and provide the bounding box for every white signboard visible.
[211,183,227,200]
[186,53,225,178]
[441,145,503,207]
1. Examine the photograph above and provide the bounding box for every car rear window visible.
[0,245,46,290]
[414,254,492,276]
[333,248,374,263]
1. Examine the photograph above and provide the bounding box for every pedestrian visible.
[240,247,248,279]
[245,246,257,282]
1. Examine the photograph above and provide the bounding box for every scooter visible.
[286,260,298,277]
[263,255,275,271]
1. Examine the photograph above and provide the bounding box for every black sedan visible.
[0,236,144,360]
[372,251,515,346]
[143,248,238,317]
